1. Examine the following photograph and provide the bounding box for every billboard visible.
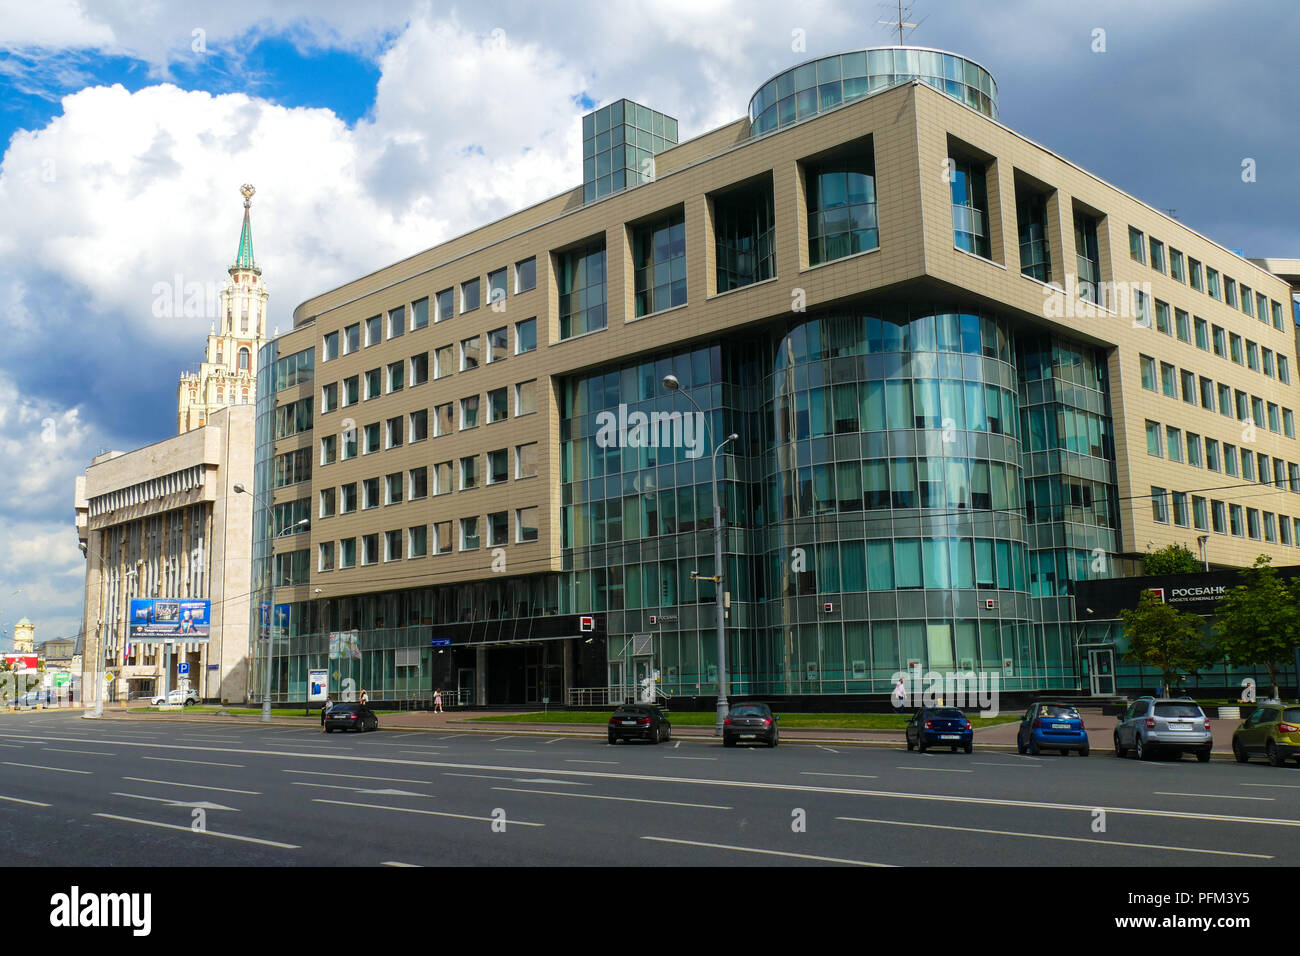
[4,653,38,672]
[129,599,211,642]
[328,631,361,660]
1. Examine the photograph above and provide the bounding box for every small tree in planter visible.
[1143,543,1203,576]
[1212,555,1299,700]
[1119,591,1213,697]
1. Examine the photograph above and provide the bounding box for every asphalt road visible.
[1,712,1297,867]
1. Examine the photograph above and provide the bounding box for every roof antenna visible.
[878,0,924,45]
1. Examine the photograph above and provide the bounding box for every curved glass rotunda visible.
[749,46,998,136]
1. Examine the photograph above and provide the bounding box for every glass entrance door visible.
[1088,649,1115,696]
[633,657,654,702]
[608,660,626,704]
[457,667,475,707]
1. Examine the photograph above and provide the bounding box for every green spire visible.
[232,183,260,274]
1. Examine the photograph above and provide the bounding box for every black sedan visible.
[723,702,779,747]
[607,704,671,744]
[324,702,379,733]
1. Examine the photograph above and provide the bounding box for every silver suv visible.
[1114,697,1212,762]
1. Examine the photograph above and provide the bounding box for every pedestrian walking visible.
[320,695,333,732]
[433,688,443,713]
[891,676,908,714]
[359,688,368,706]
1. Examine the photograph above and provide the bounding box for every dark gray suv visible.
[1114,697,1212,762]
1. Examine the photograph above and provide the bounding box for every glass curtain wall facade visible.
[749,48,998,136]
[560,302,1120,698]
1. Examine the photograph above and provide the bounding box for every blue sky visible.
[0,0,1297,648]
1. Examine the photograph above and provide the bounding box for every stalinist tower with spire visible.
[177,184,270,433]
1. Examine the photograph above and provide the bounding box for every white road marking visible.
[93,813,298,848]
[435,734,466,740]
[641,836,890,867]
[663,756,715,761]
[1154,792,1275,801]
[496,749,537,753]
[1241,782,1300,789]
[112,793,240,811]
[493,787,733,810]
[312,798,545,826]
[387,733,424,739]
[567,759,618,765]
[443,773,590,786]
[121,777,259,795]
[800,772,880,780]
[2,761,90,774]
[817,746,840,754]
[896,766,971,773]
[487,736,514,742]
[673,740,681,749]
[292,782,431,797]
[143,756,245,768]
[43,748,116,756]
[284,769,432,785]
[545,738,565,745]
[836,816,1273,860]
[398,750,449,756]
[0,743,25,749]
[382,861,422,867]
[0,794,50,806]
[971,762,1038,768]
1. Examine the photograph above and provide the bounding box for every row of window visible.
[318,385,538,468]
[317,445,540,516]
[1145,419,1300,490]
[1139,356,1295,436]
[1137,302,1291,385]
[319,322,539,413]
[316,507,541,570]
[320,262,538,361]
[1151,486,1300,547]
[1129,225,1287,331]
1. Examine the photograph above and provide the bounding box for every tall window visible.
[713,176,776,292]
[950,157,990,258]
[556,238,607,339]
[1073,211,1101,302]
[807,150,878,266]
[632,208,687,315]
[238,348,250,371]
[1016,189,1050,281]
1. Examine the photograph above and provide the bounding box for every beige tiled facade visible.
[256,66,1300,703]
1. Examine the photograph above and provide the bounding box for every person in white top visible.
[891,677,908,714]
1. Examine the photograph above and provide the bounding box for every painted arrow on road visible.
[112,792,240,811]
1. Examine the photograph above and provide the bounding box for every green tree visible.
[1118,591,1211,696]
[1143,543,1202,575]
[1212,555,1299,699]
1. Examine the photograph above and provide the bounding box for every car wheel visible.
[768,734,778,748]
[1027,737,1039,756]
[1195,747,1211,763]
[1137,736,1153,761]
[906,736,914,752]
[607,732,617,745]
[1233,739,1248,763]
[963,742,973,754]
[325,727,334,733]
[1079,745,1090,757]
[1016,735,1026,755]
[1114,733,1127,758]
[918,739,928,754]
[651,725,662,745]
[1060,749,1070,756]
[1268,741,1282,767]
[951,745,958,752]
[723,736,736,747]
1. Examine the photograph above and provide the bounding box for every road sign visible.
[53,673,69,687]
[178,662,190,676]
[430,638,451,647]
[104,673,115,683]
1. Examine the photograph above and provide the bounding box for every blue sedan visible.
[1017,702,1089,756]
[906,707,974,753]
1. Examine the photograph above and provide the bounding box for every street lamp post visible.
[663,374,739,736]
[234,484,306,722]
[80,552,139,720]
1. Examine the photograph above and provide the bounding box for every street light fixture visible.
[663,374,739,735]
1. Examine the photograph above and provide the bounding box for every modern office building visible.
[253,46,1300,707]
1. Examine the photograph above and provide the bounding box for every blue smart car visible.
[906,707,974,753]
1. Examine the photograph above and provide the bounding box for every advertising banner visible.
[328,630,361,660]
[129,599,211,643]
[308,668,329,702]
[4,653,39,672]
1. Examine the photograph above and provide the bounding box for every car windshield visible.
[731,705,769,717]
[932,709,965,718]
[1154,703,1202,718]
[1039,705,1077,718]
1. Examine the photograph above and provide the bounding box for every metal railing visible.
[567,685,673,707]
